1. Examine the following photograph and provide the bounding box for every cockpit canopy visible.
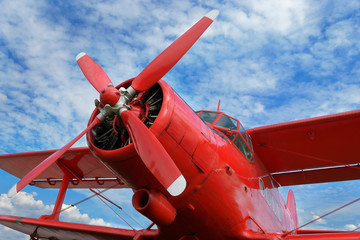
[196,111,253,161]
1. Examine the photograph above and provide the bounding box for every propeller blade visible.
[76,52,113,93]
[121,110,186,196]
[8,117,102,198]
[131,9,219,92]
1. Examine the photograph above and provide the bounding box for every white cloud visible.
[311,214,327,225]
[0,192,112,238]
[0,192,112,225]
[0,93,7,104]
[0,225,28,240]
[228,0,311,35]
[344,224,358,231]
[72,188,152,229]
[60,203,111,227]
[215,0,322,49]
[0,192,51,217]
[280,181,360,231]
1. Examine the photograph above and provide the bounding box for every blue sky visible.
[0,0,360,239]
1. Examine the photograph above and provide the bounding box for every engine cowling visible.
[87,79,175,193]
[87,78,218,198]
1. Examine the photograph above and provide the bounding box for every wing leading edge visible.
[248,109,360,186]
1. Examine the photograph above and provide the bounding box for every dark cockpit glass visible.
[198,112,220,124]
[215,115,238,130]
[197,110,254,161]
[233,134,253,160]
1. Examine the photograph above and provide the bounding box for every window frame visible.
[197,111,254,161]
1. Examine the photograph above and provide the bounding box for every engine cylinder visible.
[132,189,176,226]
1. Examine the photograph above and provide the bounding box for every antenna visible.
[217,99,221,112]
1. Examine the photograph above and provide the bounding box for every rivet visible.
[308,130,315,140]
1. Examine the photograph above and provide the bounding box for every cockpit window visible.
[198,112,219,125]
[215,115,238,130]
[217,129,236,141]
[197,110,254,161]
[233,134,253,161]
[239,125,251,146]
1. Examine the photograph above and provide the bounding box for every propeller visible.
[8,117,102,198]
[8,9,219,197]
[76,52,112,93]
[121,110,186,196]
[131,9,219,92]
[76,9,219,97]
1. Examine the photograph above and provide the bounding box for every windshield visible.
[215,115,238,130]
[198,112,219,125]
[197,111,254,161]
[233,134,253,161]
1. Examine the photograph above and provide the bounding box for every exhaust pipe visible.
[132,189,176,226]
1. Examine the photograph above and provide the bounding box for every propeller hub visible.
[100,85,121,106]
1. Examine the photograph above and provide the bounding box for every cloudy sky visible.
[0,0,360,239]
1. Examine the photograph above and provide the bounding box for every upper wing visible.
[0,215,159,240]
[247,109,360,186]
[0,147,128,189]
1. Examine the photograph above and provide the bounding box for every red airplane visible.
[0,9,360,240]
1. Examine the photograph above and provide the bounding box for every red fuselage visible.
[87,79,296,239]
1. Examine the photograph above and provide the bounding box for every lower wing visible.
[0,215,160,240]
[285,229,360,239]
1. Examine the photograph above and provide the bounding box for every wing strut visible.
[40,173,70,221]
[57,161,144,230]
[34,159,142,230]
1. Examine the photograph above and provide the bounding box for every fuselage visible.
[87,79,297,239]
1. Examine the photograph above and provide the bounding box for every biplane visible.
[1,9,360,240]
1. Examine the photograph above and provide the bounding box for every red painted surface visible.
[121,109,183,193]
[86,79,296,239]
[286,189,298,230]
[248,109,360,184]
[77,53,112,93]
[132,189,177,226]
[100,85,121,106]
[40,173,70,221]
